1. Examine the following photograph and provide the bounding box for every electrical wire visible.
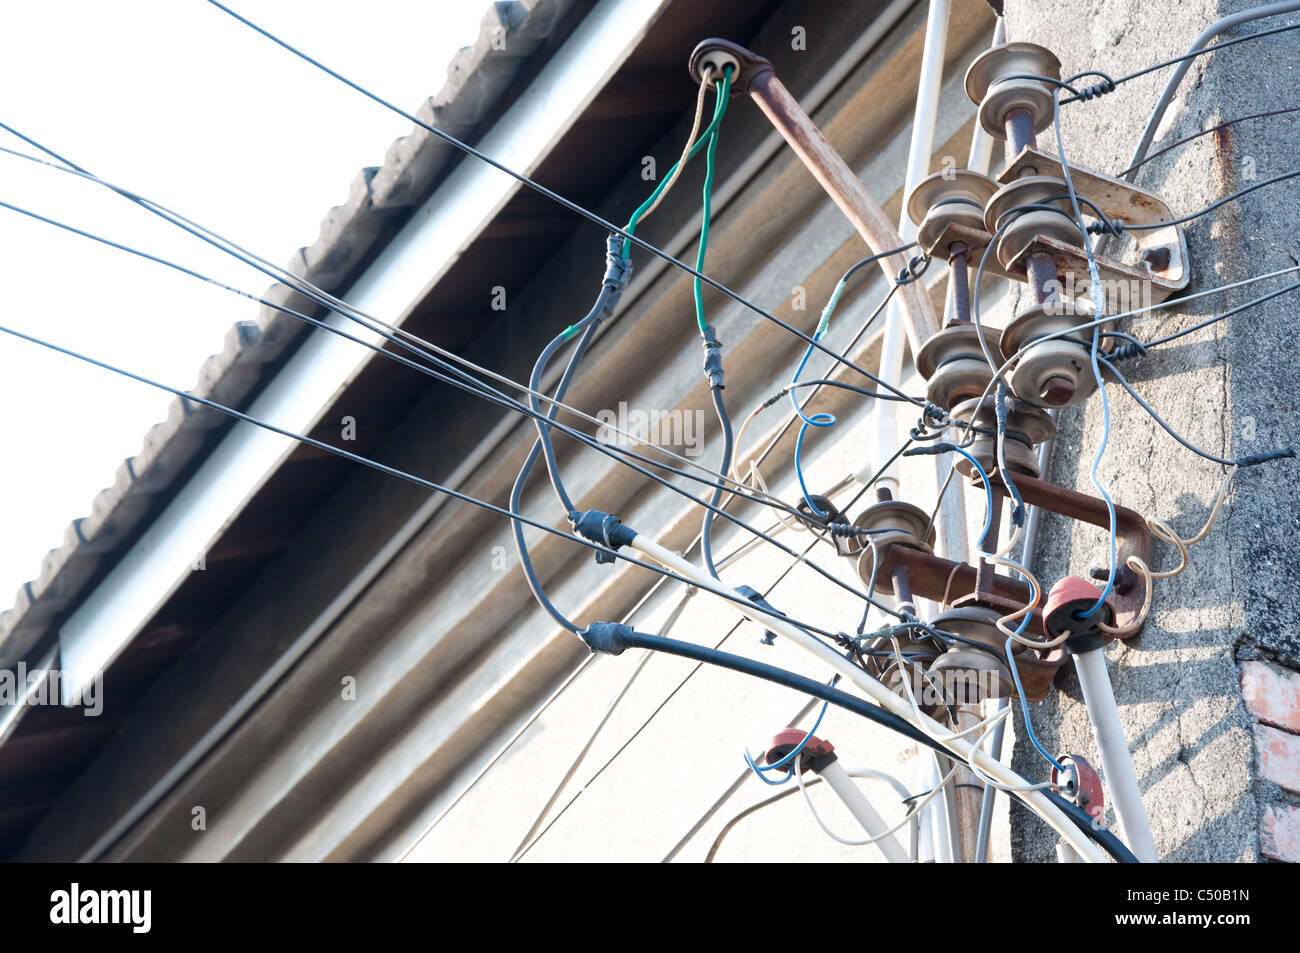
[1117,105,1300,178]
[703,767,914,862]
[631,65,715,225]
[0,320,870,643]
[199,0,926,406]
[1058,20,1300,105]
[572,629,1138,863]
[506,592,695,859]
[509,496,859,863]
[1048,88,1118,622]
[0,176,792,515]
[1100,357,1293,468]
[795,758,950,848]
[692,71,730,335]
[512,447,920,863]
[511,320,604,633]
[1092,170,1300,234]
[0,200,920,616]
[1126,280,1300,353]
[741,694,830,786]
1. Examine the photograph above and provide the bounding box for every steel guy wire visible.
[200,0,926,406]
[0,200,921,613]
[0,319,867,642]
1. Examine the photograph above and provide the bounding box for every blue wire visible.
[993,381,1027,524]
[990,383,1036,638]
[794,414,834,517]
[1005,635,1067,774]
[1078,324,1117,619]
[743,747,796,785]
[1049,88,1117,622]
[948,445,993,546]
[790,339,836,517]
[945,444,1035,636]
[742,695,830,786]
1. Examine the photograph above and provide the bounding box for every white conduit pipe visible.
[626,534,1109,862]
[854,0,951,494]
[1074,648,1158,862]
[816,758,911,863]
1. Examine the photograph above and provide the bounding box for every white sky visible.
[0,1,486,605]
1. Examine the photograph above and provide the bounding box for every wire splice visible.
[580,621,635,656]
[570,510,638,564]
[700,324,725,388]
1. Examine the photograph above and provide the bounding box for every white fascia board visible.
[58,0,670,703]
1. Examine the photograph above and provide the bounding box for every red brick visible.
[1241,661,1300,733]
[1261,804,1300,863]
[1254,724,1300,795]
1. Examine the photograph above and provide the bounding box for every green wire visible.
[571,80,730,343]
[621,67,732,259]
[692,72,731,333]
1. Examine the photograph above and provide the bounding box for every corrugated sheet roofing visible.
[0,0,580,669]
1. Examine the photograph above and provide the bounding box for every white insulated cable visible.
[626,533,1109,862]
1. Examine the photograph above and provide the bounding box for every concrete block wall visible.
[1002,0,1300,861]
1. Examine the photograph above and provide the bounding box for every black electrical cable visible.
[1098,356,1294,469]
[784,378,903,401]
[1117,106,1300,178]
[1059,21,1300,105]
[1111,280,1300,359]
[1089,170,1300,233]
[201,0,926,407]
[0,201,909,614]
[701,383,734,580]
[0,320,867,641]
[511,319,603,634]
[586,628,1138,863]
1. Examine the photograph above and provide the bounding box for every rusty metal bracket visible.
[997,146,1190,304]
[687,38,940,353]
[982,467,1151,635]
[872,545,1067,700]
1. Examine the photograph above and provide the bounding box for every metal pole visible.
[690,40,940,353]
[863,0,951,496]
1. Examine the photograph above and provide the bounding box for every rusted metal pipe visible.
[948,245,971,326]
[1004,106,1038,158]
[689,39,940,353]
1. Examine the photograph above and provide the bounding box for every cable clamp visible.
[1107,340,1148,362]
[736,583,784,645]
[580,621,634,656]
[570,510,637,564]
[903,442,958,458]
[1086,216,1125,237]
[895,253,931,285]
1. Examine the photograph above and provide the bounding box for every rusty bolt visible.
[1040,375,1076,406]
[1090,565,1137,595]
[1142,246,1171,271]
